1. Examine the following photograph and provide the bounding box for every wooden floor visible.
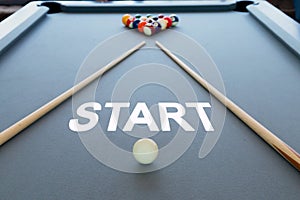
[268,0,295,18]
[0,5,21,21]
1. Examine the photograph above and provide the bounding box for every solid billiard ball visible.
[133,138,159,165]
[169,14,179,27]
[122,14,132,26]
[163,16,173,28]
[138,21,147,32]
[146,14,152,18]
[143,23,155,36]
[132,19,141,29]
[157,18,167,30]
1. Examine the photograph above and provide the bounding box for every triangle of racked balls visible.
[122,14,179,36]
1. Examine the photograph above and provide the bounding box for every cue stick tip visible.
[155,41,162,47]
[139,41,146,47]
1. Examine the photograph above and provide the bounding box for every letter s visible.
[69,102,101,132]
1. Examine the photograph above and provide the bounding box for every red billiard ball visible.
[126,16,135,28]
[163,16,172,28]
[138,21,147,32]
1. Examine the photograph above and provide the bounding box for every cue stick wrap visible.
[0,41,146,146]
[156,41,300,171]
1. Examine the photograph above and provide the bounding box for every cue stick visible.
[156,41,300,171]
[0,41,146,146]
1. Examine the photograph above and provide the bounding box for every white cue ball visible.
[132,138,159,165]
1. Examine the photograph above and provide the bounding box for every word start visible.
[69,102,214,132]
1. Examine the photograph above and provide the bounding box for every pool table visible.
[0,1,300,199]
